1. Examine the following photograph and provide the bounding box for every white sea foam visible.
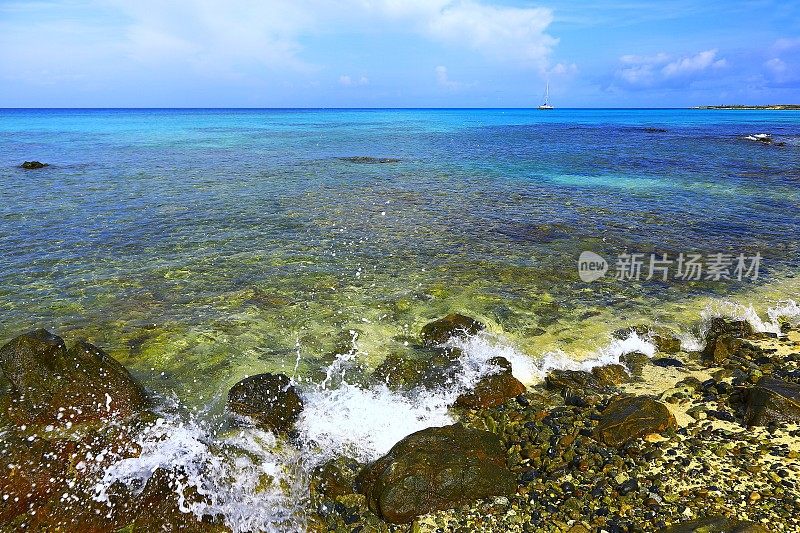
[699,299,800,339]
[450,330,655,385]
[94,410,306,533]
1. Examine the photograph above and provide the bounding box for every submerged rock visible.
[545,369,606,393]
[594,395,676,447]
[620,351,651,377]
[338,156,401,164]
[591,364,630,386]
[227,373,303,433]
[744,376,800,426]
[0,330,146,424]
[20,161,48,169]
[420,313,484,347]
[310,456,363,501]
[455,356,526,408]
[357,423,516,524]
[661,516,769,532]
[372,347,461,391]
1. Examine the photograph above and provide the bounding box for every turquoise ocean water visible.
[1,108,800,530]
[1,109,799,395]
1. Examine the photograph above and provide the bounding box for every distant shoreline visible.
[694,104,800,110]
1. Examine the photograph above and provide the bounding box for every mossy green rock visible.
[595,395,676,447]
[456,357,526,408]
[545,369,606,393]
[0,330,146,424]
[661,516,769,532]
[744,376,800,426]
[701,318,754,361]
[357,423,516,524]
[420,314,484,347]
[591,364,630,387]
[227,373,303,433]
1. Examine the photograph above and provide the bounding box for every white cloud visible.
[661,49,726,77]
[615,49,727,88]
[360,0,556,69]
[435,65,460,89]
[548,62,578,77]
[773,37,800,52]
[765,58,787,74]
[339,74,369,86]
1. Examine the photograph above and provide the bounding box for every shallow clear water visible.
[1,108,799,399]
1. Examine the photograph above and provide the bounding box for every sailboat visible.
[538,81,554,110]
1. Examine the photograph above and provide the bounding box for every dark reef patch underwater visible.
[1,108,800,531]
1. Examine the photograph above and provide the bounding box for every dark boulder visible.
[620,351,650,377]
[651,357,684,368]
[357,424,516,524]
[0,330,146,424]
[660,516,768,532]
[701,318,754,361]
[227,373,303,433]
[545,369,606,393]
[594,395,676,447]
[20,161,48,169]
[455,357,526,408]
[591,364,630,387]
[420,314,484,346]
[744,376,800,426]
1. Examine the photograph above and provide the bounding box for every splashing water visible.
[92,301,800,532]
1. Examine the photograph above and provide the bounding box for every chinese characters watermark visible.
[578,251,761,283]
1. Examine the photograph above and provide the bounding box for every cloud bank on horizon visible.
[0,0,798,107]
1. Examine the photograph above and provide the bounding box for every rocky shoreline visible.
[1,313,799,532]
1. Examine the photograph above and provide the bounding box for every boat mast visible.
[544,81,549,106]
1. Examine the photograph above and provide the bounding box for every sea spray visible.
[92,303,799,531]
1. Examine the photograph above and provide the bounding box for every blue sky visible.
[1,0,798,107]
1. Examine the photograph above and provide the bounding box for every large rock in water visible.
[420,314,484,347]
[594,395,676,447]
[20,161,48,169]
[455,357,526,408]
[0,330,146,424]
[744,376,800,426]
[227,373,303,433]
[357,424,516,524]
[701,318,754,362]
[661,516,769,532]
[545,369,606,392]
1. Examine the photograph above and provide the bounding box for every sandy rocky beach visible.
[1,313,800,533]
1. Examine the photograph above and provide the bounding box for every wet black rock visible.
[338,156,401,164]
[227,373,303,433]
[20,161,48,169]
[594,395,676,447]
[661,515,769,532]
[591,364,631,386]
[0,329,146,424]
[357,423,516,523]
[651,357,684,368]
[455,357,526,408]
[420,313,484,347]
[744,376,800,426]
